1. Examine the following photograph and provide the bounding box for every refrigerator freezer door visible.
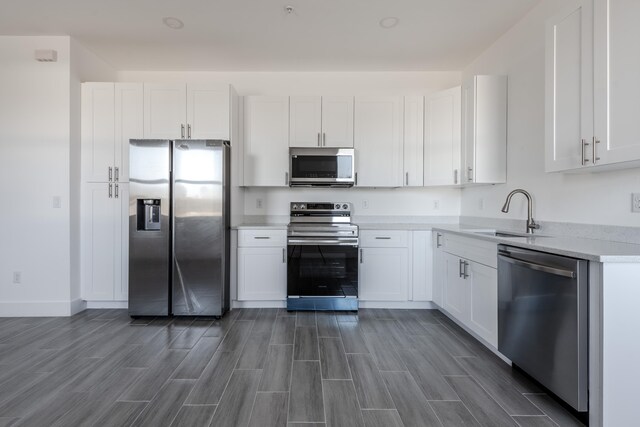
[172,140,229,316]
[129,139,171,316]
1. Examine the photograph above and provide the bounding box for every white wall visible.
[0,36,73,315]
[0,36,115,316]
[119,71,463,219]
[461,0,640,227]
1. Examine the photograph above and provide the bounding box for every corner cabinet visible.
[237,229,287,301]
[243,96,290,187]
[354,96,404,187]
[546,0,640,172]
[462,76,507,184]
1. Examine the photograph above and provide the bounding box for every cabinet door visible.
[545,0,594,172]
[594,0,640,165]
[359,247,408,301]
[463,76,507,183]
[404,96,424,187]
[243,96,290,186]
[290,96,322,147]
[237,247,287,300]
[115,83,143,183]
[432,232,445,307]
[411,231,432,301]
[81,83,115,183]
[115,183,129,301]
[186,84,230,140]
[81,183,117,301]
[354,96,404,187]
[443,253,468,322]
[143,83,186,139]
[468,261,498,347]
[424,87,461,186]
[322,96,354,147]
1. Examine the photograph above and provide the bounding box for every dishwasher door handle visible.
[499,255,576,279]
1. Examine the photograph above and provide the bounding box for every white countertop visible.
[232,220,640,263]
[433,224,640,263]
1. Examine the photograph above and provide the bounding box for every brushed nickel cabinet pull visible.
[375,236,391,240]
[282,248,286,263]
[108,167,113,182]
[254,236,270,239]
[355,172,358,186]
[323,133,326,146]
[459,259,464,278]
[114,183,119,199]
[593,137,600,163]
[405,172,409,186]
[454,169,458,184]
[436,233,442,248]
[581,139,589,166]
[181,124,185,139]
[467,167,473,182]
[285,172,289,186]
[318,132,321,146]
[187,124,192,139]
[360,248,363,264]
[114,167,119,182]
[108,183,113,198]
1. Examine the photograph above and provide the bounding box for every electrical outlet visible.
[632,193,640,213]
[256,198,263,209]
[13,272,21,284]
[52,196,61,209]
[362,200,369,209]
[433,200,440,210]
[479,198,484,211]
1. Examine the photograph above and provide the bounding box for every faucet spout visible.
[501,189,540,234]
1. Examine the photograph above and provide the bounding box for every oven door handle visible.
[287,238,359,246]
[498,254,576,279]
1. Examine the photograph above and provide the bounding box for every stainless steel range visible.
[287,202,359,311]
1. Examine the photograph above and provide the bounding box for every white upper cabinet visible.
[545,0,594,172]
[144,83,231,140]
[187,84,231,140]
[322,96,354,147]
[424,87,462,186]
[290,96,322,147]
[289,96,354,148]
[244,96,290,187]
[82,82,142,183]
[403,96,425,187]
[144,83,187,139]
[593,0,640,166]
[462,75,507,184]
[354,96,404,187]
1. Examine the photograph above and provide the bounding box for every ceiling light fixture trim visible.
[379,17,399,29]
[162,17,184,30]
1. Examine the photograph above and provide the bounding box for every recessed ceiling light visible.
[163,17,184,30]
[379,17,399,29]
[284,5,295,15]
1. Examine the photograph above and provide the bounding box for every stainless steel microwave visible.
[289,148,355,187]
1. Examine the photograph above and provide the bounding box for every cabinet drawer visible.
[442,233,497,269]
[360,230,409,248]
[238,229,287,247]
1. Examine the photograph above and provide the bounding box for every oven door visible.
[289,148,354,187]
[287,239,358,310]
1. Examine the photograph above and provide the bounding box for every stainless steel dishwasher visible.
[497,245,588,412]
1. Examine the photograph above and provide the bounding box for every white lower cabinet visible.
[237,229,287,301]
[436,231,498,348]
[411,231,433,301]
[359,247,409,301]
[81,182,129,301]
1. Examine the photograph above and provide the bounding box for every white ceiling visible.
[0,0,540,71]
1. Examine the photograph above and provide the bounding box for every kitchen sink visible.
[470,230,546,238]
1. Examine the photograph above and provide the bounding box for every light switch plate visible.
[632,193,640,213]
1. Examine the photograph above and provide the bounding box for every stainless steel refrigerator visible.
[128,139,230,317]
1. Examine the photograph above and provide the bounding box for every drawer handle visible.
[375,237,391,240]
[254,236,271,239]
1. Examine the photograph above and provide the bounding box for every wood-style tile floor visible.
[0,308,585,427]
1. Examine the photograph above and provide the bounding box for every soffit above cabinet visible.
[3,0,538,70]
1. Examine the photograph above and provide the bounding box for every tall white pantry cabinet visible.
[81,82,235,304]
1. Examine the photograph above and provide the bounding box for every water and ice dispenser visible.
[137,199,161,231]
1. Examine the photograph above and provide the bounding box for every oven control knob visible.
[292,204,298,210]
[342,204,348,210]
[335,204,341,209]
[300,204,305,209]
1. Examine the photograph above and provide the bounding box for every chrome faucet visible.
[501,189,540,234]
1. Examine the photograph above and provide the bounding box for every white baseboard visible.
[0,300,78,317]
[358,301,437,309]
[85,301,128,309]
[232,300,286,309]
[70,298,87,315]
